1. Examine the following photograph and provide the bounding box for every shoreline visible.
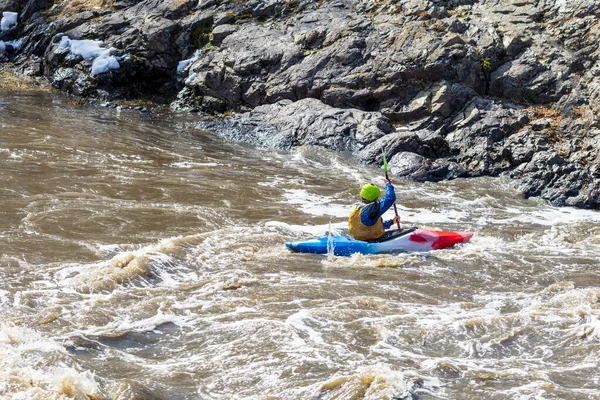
[1,0,599,208]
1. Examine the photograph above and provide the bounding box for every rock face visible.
[2,0,600,207]
[199,98,392,151]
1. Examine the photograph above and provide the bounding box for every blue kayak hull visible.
[285,229,474,256]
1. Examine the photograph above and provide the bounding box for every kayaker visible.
[348,180,401,241]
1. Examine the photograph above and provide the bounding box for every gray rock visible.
[197,98,391,151]
[0,0,19,12]
[246,0,284,19]
[20,0,49,20]
[198,0,217,10]
[113,0,143,10]
[510,150,593,206]
[356,130,423,165]
[388,152,469,182]
[51,67,74,90]
[211,24,237,46]
[355,127,450,165]
[19,55,43,76]
[388,152,427,177]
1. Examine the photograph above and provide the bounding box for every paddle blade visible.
[382,150,388,175]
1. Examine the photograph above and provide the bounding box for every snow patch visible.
[177,49,201,73]
[1,12,17,31]
[185,72,198,86]
[0,12,23,52]
[0,37,24,51]
[60,36,120,76]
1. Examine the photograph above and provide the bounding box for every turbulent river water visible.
[1,91,600,400]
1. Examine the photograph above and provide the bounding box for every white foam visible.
[198,273,258,295]
[287,147,372,184]
[57,247,177,292]
[73,310,191,336]
[286,309,324,345]
[321,251,422,269]
[265,220,346,236]
[281,188,350,218]
[505,206,600,226]
[0,325,102,399]
[170,161,221,168]
[311,363,415,399]
[401,208,469,225]
[567,313,600,341]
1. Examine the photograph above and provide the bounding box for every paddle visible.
[382,151,402,230]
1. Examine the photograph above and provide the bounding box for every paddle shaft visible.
[385,173,402,231]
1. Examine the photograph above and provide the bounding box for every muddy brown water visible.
[1,91,600,399]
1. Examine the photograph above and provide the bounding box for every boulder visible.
[197,98,392,151]
[388,152,469,182]
[211,24,237,46]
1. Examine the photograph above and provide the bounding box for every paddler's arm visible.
[378,183,396,214]
[360,184,397,227]
[380,184,399,228]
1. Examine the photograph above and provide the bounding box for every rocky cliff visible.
[1,0,599,207]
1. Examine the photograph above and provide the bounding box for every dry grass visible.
[0,70,49,91]
[113,98,154,108]
[67,97,88,105]
[572,106,586,118]
[49,0,114,18]
[528,104,562,120]
[529,104,589,121]
[527,105,564,143]
[527,104,594,147]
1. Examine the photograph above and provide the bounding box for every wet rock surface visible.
[198,97,392,151]
[2,0,600,207]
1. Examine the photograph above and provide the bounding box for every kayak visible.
[285,228,474,256]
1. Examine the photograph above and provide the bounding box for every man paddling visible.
[348,180,401,241]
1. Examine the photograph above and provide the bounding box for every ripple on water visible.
[2,93,600,398]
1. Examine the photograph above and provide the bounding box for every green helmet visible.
[360,184,381,202]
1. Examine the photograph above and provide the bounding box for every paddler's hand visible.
[392,215,401,224]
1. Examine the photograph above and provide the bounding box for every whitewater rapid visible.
[1,91,599,399]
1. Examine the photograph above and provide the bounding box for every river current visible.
[1,91,600,399]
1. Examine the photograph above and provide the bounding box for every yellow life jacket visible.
[348,206,385,241]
